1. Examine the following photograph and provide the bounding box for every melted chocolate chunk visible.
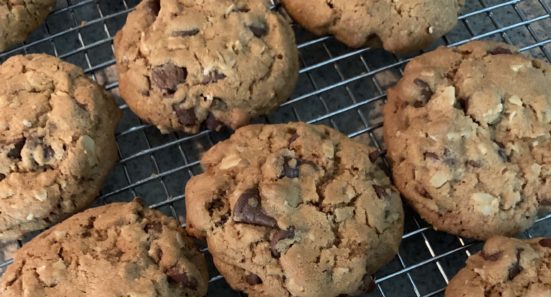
[145,0,161,16]
[288,133,299,146]
[172,28,200,37]
[372,185,390,200]
[173,106,197,127]
[423,152,439,160]
[144,221,163,233]
[467,160,483,168]
[539,238,551,248]
[270,227,295,258]
[248,24,267,37]
[201,70,226,84]
[488,47,513,55]
[245,274,263,285]
[281,157,300,178]
[481,250,502,261]
[507,249,523,280]
[205,114,225,131]
[233,189,276,227]
[413,79,433,107]
[166,267,198,289]
[151,63,187,93]
[7,138,26,160]
[0,173,5,181]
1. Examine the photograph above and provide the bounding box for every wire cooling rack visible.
[1,0,551,296]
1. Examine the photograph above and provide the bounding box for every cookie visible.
[0,0,56,52]
[185,122,404,297]
[0,200,209,296]
[114,0,299,134]
[383,41,551,240]
[445,236,551,297]
[281,0,463,53]
[0,54,120,241]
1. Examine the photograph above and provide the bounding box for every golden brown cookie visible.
[114,0,299,134]
[0,200,209,297]
[384,41,551,240]
[0,54,120,240]
[186,122,404,297]
[445,236,551,297]
[281,0,463,53]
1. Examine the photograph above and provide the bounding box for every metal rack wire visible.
[1,0,551,296]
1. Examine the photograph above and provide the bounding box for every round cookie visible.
[114,0,299,134]
[383,41,551,240]
[0,0,56,52]
[445,236,551,297]
[185,122,404,297]
[0,200,209,297]
[0,54,120,241]
[281,0,464,53]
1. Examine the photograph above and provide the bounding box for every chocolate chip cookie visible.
[0,0,56,52]
[281,0,463,53]
[114,0,299,134]
[185,122,404,297]
[384,41,551,240]
[445,236,551,297]
[0,200,209,296]
[0,54,120,241]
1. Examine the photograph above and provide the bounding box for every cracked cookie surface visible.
[0,200,209,297]
[281,0,463,53]
[383,41,551,240]
[0,0,56,52]
[0,54,120,241]
[445,236,551,297]
[114,0,299,134]
[185,122,404,297]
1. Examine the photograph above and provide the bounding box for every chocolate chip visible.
[172,28,200,37]
[201,70,226,84]
[144,221,163,233]
[481,250,502,261]
[205,114,225,131]
[173,106,196,127]
[281,157,300,179]
[270,227,295,258]
[44,145,54,160]
[488,47,513,55]
[151,63,187,93]
[416,186,432,199]
[413,79,433,107]
[85,216,96,229]
[233,189,277,227]
[7,138,26,159]
[245,274,262,285]
[145,0,161,16]
[455,97,469,113]
[373,185,390,199]
[539,238,551,248]
[288,133,299,146]
[498,148,510,162]
[359,275,375,293]
[248,24,267,37]
[166,267,198,289]
[467,160,483,168]
[423,152,439,161]
[507,249,523,280]
[0,173,5,181]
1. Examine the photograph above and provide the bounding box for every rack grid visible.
[1,0,551,296]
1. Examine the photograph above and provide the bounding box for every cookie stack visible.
[0,0,550,297]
